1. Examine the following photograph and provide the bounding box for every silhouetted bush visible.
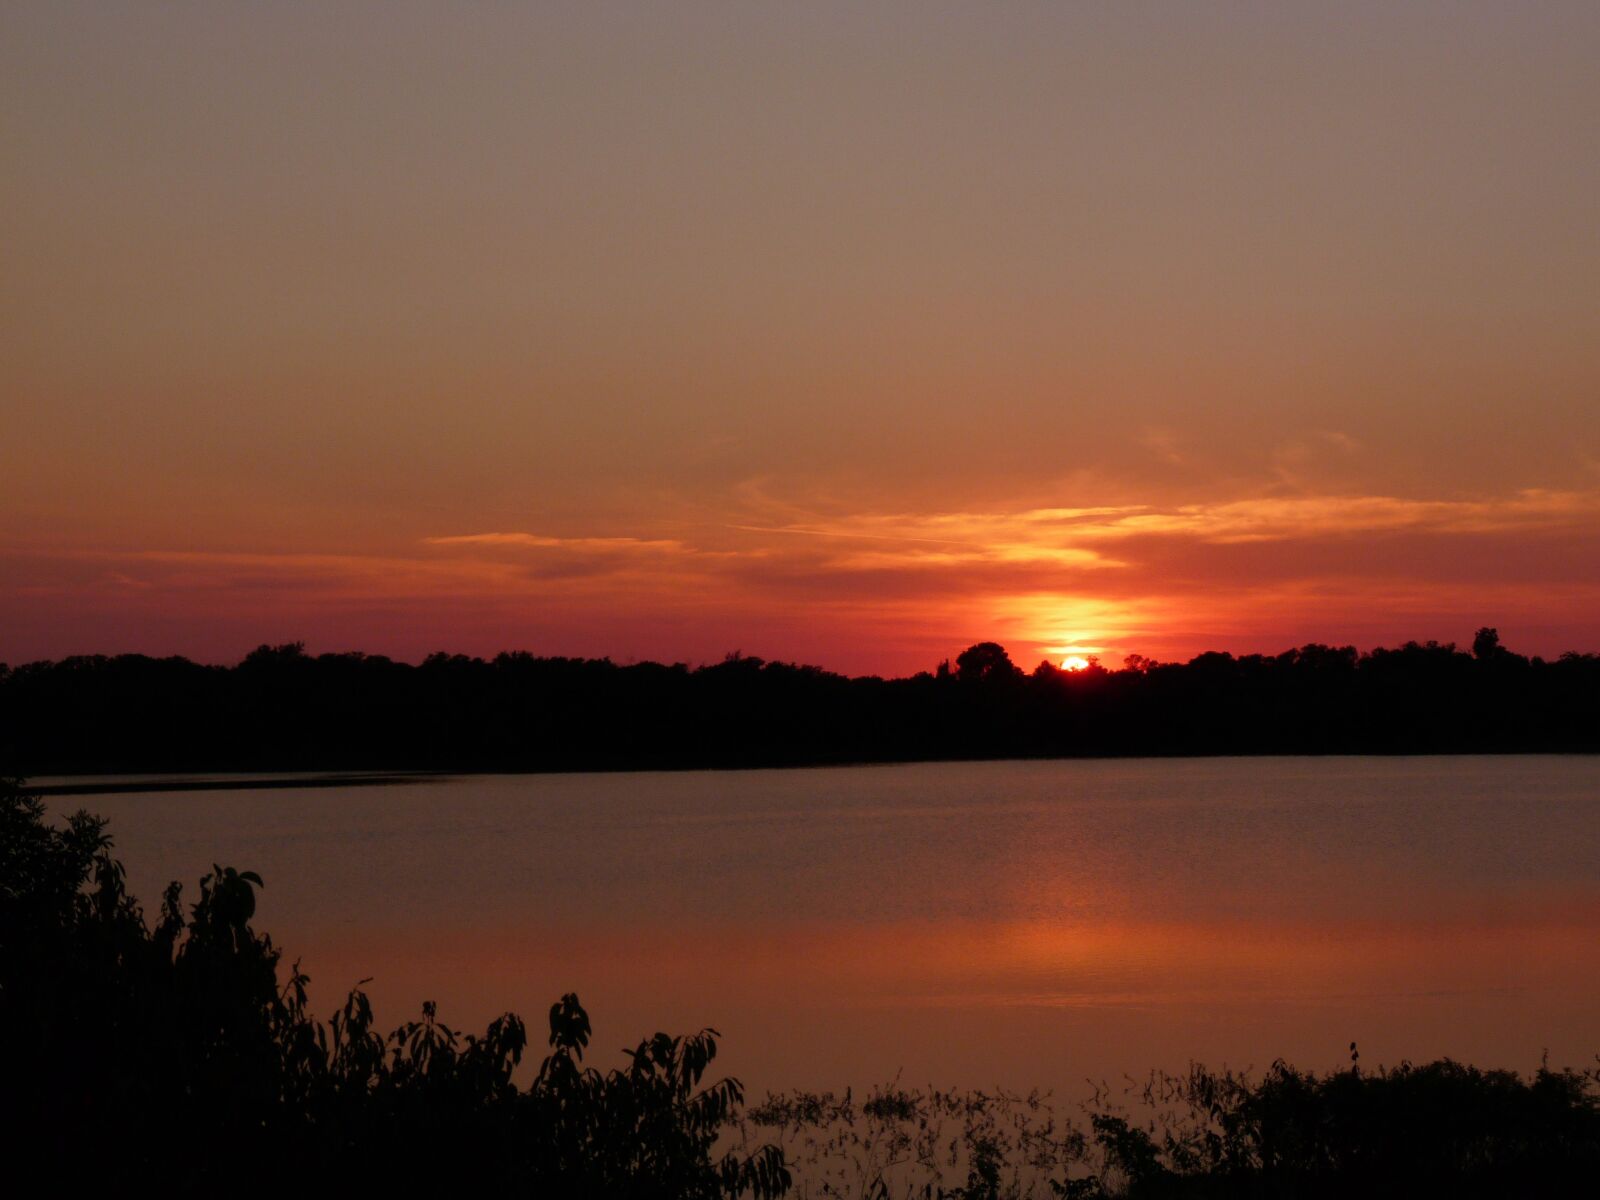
[0,776,789,1197]
[1061,1056,1600,1198]
[746,1058,1600,1198]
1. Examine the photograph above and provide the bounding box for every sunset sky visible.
[4,2,1598,675]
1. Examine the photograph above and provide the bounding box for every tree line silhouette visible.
[2,628,1596,775]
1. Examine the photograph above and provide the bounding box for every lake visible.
[45,756,1600,1098]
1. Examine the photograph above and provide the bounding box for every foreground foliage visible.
[0,777,788,1196]
[744,1058,1600,1198]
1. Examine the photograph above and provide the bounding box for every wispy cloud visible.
[1089,489,1600,544]
[750,489,1600,557]
[6,485,1600,672]
[424,532,694,554]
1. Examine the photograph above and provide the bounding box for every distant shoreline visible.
[24,748,1600,796]
[29,773,440,797]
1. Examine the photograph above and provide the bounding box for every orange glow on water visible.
[289,906,1600,1092]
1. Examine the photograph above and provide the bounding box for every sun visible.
[1061,655,1091,672]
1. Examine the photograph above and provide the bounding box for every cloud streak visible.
[748,489,1600,556]
[5,486,1600,672]
[424,532,698,555]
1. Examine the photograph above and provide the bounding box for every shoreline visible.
[20,748,1600,794]
[28,772,441,797]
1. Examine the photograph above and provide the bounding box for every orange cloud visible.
[746,489,1600,556]
[4,485,1600,673]
[424,532,702,555]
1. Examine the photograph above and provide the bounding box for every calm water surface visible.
[53,757,1600,1095]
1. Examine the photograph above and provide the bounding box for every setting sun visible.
[1062,656,1091,672]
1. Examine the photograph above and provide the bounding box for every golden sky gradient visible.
[4,3,1598,673]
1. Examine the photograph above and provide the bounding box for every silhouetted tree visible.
[954,642,1022,685]
[1473,626,1503,661]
